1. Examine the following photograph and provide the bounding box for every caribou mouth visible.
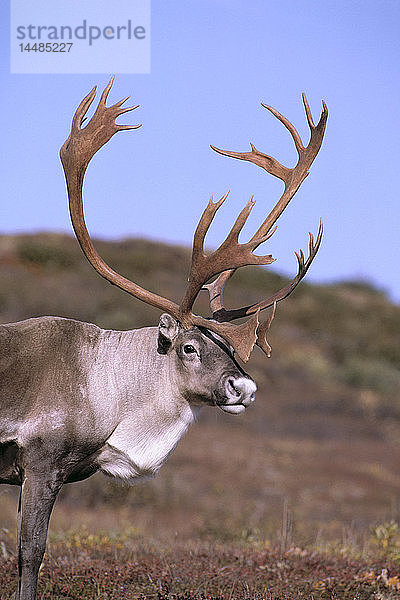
[217,402,247,415]
[212,391,247,414]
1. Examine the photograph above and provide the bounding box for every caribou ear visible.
[157,313,180,354]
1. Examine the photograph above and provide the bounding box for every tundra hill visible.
[1,233,400,547]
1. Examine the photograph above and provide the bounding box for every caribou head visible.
[158,313,256,414]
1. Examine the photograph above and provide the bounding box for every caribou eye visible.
[183,344,197,355]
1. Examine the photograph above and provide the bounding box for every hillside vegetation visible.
[1,233,398,403]
[1,233,400,598]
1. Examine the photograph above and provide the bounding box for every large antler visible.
[60,79,327,363]
[60,79,261,360]
[202,94,328,327]
[60,77,181,318]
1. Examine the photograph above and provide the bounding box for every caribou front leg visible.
[16,471,62,600]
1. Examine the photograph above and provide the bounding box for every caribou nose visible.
[225,376,257,406]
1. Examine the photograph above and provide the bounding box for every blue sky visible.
[1,1,399,303]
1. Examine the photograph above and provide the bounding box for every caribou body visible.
[1,314,255,599]
[0,79,327,599]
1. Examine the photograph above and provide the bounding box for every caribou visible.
[0,78,327,599]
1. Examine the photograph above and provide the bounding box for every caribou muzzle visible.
[215,374,257,414]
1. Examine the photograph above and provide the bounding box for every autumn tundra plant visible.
[0,78,327,599]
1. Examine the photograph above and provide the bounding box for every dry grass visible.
[1,531,400,599]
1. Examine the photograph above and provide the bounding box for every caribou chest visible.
[96,401,197,483]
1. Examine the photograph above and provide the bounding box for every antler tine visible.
[192,192,229,259]
[260,103,304,155]
[71,86,97,131]
[302,92,315,129]
[256,302,276,357]
[211,142,290,182]
[202,269,235,315]
[99,75,115,105]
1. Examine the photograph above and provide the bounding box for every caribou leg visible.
[16,471,62,600]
